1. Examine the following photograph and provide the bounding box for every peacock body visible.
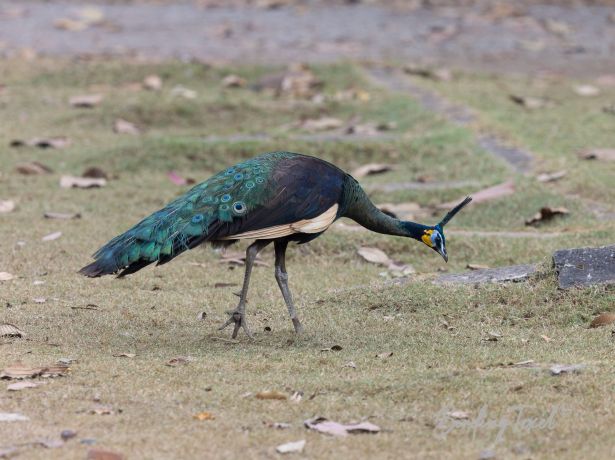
[81,151,471,337]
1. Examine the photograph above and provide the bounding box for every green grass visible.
[1,59,615,459]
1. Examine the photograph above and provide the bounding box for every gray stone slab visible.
[434,264,537,285]
[553,245,615,289]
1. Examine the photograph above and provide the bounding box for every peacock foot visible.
[218,308,253,339]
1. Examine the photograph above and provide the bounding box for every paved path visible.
[2,1,615,76]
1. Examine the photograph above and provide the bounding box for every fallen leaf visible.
[0,200,15,213]
[213,282,237,288]
[276,440,306,454]
[42,231,62,241]
[333,88,370,102]
[256,390,287,400]
[170,85,197,99]
[346,121,396,136]
[437,181,514,209]
[113,119,140,135]
[537,170,567,183]
[404,65,452,81]
[467,263,489,270]
[60,176,107,189]
[90,405,114,415]
[304,417,380,437]
[578,149,615,162]
[0,412,29,422]
[525,207,569,226]
[509,94,549,110]
[143,74,162,90]
[512,359,537,368]
[574,85,600,97]
[357,247,392,266]
[82,167,109,179]
[484,331,502,342]
[0,362,69,379]
[193,411,215,421]
[590,313,615,328]
[0,324,23,337]
[320,345,343,352]
[550,364,585,376]
[376,351,393,359]
[290,391,303,403]
[166,356,193,367]
[15,161,53,175]
[266,422,291,429]
[300,116,343,132]
[7,381,39,391]
[113,353,135,358]
[222,74,246,88]
[448,410,469,420]
[44,211,81,220]
[10,137,71,149]
[32,297,46,304]
[69,94,103,108]
[541,335,551,342]
[86,449,125,460]
[343,361,357,369]
[0,273,15,282]
[352,163,394,178]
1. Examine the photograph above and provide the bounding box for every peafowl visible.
[80,151,471,338]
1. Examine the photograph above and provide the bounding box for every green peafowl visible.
[80,151,471,338]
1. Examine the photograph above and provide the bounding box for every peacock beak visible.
[438,246,448,263]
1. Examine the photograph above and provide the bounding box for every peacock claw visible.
[219,309,253,339]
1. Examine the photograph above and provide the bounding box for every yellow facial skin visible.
[422,229,434,247]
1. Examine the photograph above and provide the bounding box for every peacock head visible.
[420,196,472,262]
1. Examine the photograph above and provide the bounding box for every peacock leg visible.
[274,240,304,334]
[219,239,270,338]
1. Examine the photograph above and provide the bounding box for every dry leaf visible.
[509,94,548,110]
[7,381,39,391]
[193,411,215,421]
[320,345,343,352]
[300,117,343,132]
[467,263,489,270]
[10,137,71,149]
[44,211,81,220]
[376,352,393,359]
[222,74,246,88]
[525,207,569,226]
[290,391,303,403]
[113,353,135,358]
[0,412,29,422]
[484,331,502,342]
[304,417,380,437]
[0,200,15,213]
[170,86,197,99]
[352,163,394,178]
[512,359,537,368]
[90,405,114,415]
[87,449,125,460]
[113,119,140,135]
[0,362,69,379]
[143,74,162,90]
[69,94,103,108]
[32,297,46,304]
[60,176,107,189]
[15,161,53,175]
[574,85,600,97]
[0,273,15,282]
[537,170,567,183]
[437,181,514,209]
[256,390,287,400]
[589,313,615,328]
[357,247,392,266]
[42,231,62,241]
[550,364,585,376]
[404,65,452,81]
[276,440,306,454]
[166,356,193,367]
[578,149,615,162]
[448,410,470,420]
[344,361,357,369]
[0,324,23,338]
[82,167,108,179]
[541,335,552,342]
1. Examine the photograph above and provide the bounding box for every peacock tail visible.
[81,152,291,276]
